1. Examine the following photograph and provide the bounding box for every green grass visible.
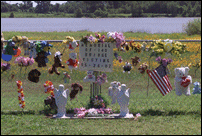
[1,31,201,135]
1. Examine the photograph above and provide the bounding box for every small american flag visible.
[147,65,172,96]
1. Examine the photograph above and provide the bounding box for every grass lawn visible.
[1,31,201,135]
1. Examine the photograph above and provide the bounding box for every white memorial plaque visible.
[79,42,114,72]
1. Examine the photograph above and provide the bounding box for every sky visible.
[5,1,67,7]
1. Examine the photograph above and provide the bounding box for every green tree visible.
[131,1,143,17]
[75,8,83,17]
[9,12,14,18]
[34,1,51,13]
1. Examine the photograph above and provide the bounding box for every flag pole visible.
[147,57,150,97]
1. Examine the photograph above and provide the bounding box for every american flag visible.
[147,65,172,96]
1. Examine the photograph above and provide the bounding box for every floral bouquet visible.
[150,39,186,58]
[155,56,173,67]
[14,56,34,67]
[1,62,10,73]
[129,41,143,53]
[105,32,125,49]
[80,34,98,44]
[89,95,109,109]
[74,107,113,118]
[95,33,106,43]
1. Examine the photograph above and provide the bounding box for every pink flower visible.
[104,108,112,114]
[167,58,173,64]
[27,57,34,66]
[77,111,86,118]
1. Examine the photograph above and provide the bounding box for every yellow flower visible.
[164,42,173,52]
[156,49,164,53]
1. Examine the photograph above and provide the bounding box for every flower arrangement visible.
[80,32,125,49]
[12,36,29,46]
[88,95,109,109]
[129,41,143,53]
[150,39,186,58]
[95,33,106,43]
[16,80,25,109]
[43,81,55,97]
[80,34,98,44]
[1,62,10,73]
[14,56,35,67]
[155,56,173,67]
[74,107,113,118]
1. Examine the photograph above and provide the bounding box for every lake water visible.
[1,17,200,33]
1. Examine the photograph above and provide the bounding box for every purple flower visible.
[155,56,162,62]
[1,63,10,71]
[167,58,173,64]
[162,58,168,67]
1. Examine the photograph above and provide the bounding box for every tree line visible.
[1,1,201,17]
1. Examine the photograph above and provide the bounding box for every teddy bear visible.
[66,53,79,71]
[69,83,83,101]
[131,56,140,66]
[138,62,148,74]
[27,69,41,83]
[83,70,96,83]
[96,73,108,85]
[48,51,65,75]
[123,61,132,73]
[174,67,192,96]
[35,51,47,67]
[108,81,121,104]
[192,82,201,94]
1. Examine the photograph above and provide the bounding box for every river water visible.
[1,17,200,33]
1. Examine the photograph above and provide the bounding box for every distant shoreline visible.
[1,12,201,18]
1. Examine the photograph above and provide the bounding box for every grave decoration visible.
[63,72,71,83]
[95,73,108,85]
[131,56,140,66]
[69,83,83,101]
[44,81,55,97]
[14,56,35,76]
[28,69,41,83]
[83,70,96,83]
[48,51,65,75]
[63,36,78,51]
[138,62,148,74]
[150,39,186,58]
[12,36,29,55]
[53,84,69,118]
[116,84,134,118]
[1,32,4,58]
[129,41,143,53]
[174,67,192,96]
[192,82,201,94]
[2,39,19,55]
[35,41,53,67]
[108,81,121,104]
[147,57,173,96]
[1,62,10,73]
[28,41,37,58]
[16,80,25,109]
[123,61,132,73]
[66,52,79,72]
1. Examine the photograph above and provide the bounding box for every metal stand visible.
[90,71,102,99]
